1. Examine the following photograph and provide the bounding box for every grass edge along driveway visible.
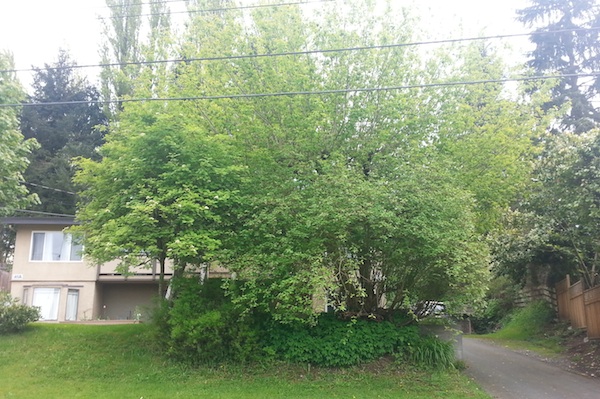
[0,323,490,399]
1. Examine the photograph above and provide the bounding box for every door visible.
[66,289,79,321]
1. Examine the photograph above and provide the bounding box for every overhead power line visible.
[2,177,77,195]
[99,0,335,20]
[8,209,76,218]
[0,72,597,108]
[105,0,187,9]
[22,181,77,195]
[4,27,599,75]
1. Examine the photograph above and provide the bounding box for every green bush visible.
[262,313,421,367]
[160,278,261,365]
[155,278,456,369]
[0,292,40,334]
[403,336,455,369]
[471,276,519,333]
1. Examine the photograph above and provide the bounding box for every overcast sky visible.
[0,0,531,90]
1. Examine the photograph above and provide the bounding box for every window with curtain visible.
[32,287,60,320]
[30,232,83,261]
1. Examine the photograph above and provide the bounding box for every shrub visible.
[0,292,40,334]
[160,278,261,365]
[262,313,421,367]
[403,335,455,369]
[156,278,456,369]
[471,275,520,333]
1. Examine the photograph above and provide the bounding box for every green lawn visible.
[0,324,489,398]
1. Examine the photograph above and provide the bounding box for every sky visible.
[0,0,532,90]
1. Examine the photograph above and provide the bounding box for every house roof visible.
[0,216,78,226]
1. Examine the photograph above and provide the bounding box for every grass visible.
[472,301,563,357]
[0,323,490,399]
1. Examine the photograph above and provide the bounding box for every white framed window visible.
[66,289,79,321]
[32,287,60,320]
[22,287,29,305]
[30,232,83,262]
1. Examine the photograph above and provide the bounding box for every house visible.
[3,216,185,322]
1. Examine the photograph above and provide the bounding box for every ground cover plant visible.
[0,323,490,398]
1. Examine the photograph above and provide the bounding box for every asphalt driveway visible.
[463,337,600,399]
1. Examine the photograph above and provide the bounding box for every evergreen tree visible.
[519,0,600,133]
[20,50,107,215]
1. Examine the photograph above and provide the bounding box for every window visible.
[66,289,79,321]
[30,232,83,261]
[32,287,60,320]
[22,287,29,305]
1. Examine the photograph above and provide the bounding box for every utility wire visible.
[105,0,188,9]
[22,182,77,195]
[1,72,596,108]
[7,209,76,218]
[4,27,599,75]
[2,177,77,195]
[99,0,335,20]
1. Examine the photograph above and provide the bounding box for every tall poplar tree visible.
[100,0,143,116]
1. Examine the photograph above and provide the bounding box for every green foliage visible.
[263,313,421,368]
[471,276,520,334]
[85,0,546,329]
[494,131,600,289]
[0,292,40,334]
[100,0,144,116]
[162,278,261,365]
[492,300,554,341]
[0,51,38,215]
[20,49,107,215]
[74,102,241,291]
[157,279,459,369]
[433,42,542,233]
[490,209,576,288]
[403,336,455,370]
[519,0,600,132]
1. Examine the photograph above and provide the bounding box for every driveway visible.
[463,337,600,399]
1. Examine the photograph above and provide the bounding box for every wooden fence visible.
[555,275,600,339]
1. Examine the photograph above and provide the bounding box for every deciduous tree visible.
[73,102,241,294]
[0,52,38,268]
[0,52,38,214]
